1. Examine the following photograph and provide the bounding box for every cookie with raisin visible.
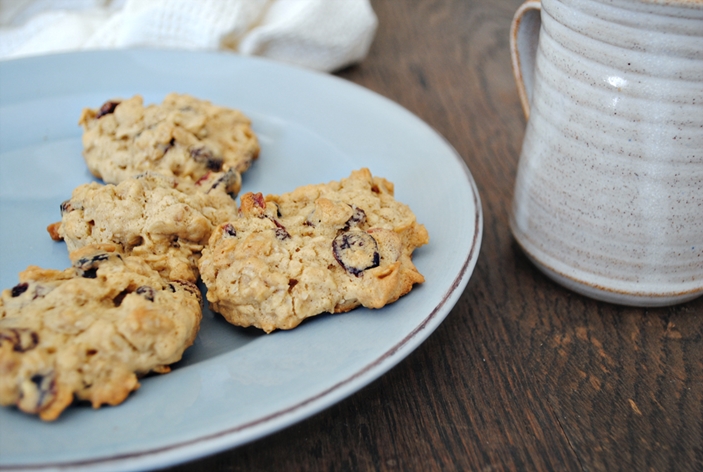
[198,168,429,333]
[47,172,238,283]
[0,244,202,421]
[79,93,259,185]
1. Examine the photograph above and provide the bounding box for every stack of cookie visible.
[1,94,259,421]
[0,93,428,421]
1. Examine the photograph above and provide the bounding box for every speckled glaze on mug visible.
[510,0,703,306]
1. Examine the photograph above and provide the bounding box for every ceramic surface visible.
[510,0,703,306]
[0,50,482,471]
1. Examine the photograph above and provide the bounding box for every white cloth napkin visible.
[0,0,378,72]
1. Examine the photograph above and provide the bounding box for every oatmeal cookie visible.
[199,168,429,333]
[0,244,202,421]
[79,93,259,185]
[47,172,238,283]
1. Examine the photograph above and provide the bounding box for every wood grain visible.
[167,0,703,470]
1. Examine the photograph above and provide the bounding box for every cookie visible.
[78,93,259,185]
[0,244,202,421]
[198,168,429,333]
[47,172,238,283]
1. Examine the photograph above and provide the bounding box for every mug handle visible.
[510,0,541,120]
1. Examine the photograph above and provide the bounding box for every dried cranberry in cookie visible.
[95,100,121,118]
[0,327,39,352]
[197,168,242,196]
[10,283,28,298]
[189,146,223,172]
[333,230,380,276]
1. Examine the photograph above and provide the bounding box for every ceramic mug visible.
[509,0,703,306]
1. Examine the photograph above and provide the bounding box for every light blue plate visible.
[0,49,482,472]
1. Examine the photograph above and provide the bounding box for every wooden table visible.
[170,0,703,470]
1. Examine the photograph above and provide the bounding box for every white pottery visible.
[510,0,703,306]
